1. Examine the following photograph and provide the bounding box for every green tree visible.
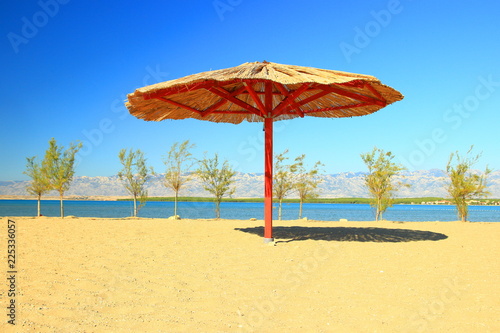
[163,140,196,218]
[43,138,82,218]
[360,147,408,221]
[24,156,51,216]
[294,155,324,219]
[273,149,299,220]
[196,153,236,219]
[446,146,491,222]
[118,149,153,217]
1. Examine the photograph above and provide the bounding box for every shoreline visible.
[3,216,499,224]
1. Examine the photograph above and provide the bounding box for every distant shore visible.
[0,195,128,201]
[2,195,500,205]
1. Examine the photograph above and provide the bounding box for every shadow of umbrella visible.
[234,226,448,243]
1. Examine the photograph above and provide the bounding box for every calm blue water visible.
[0,200,499,222]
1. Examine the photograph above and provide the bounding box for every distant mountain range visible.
[2,169,499,199]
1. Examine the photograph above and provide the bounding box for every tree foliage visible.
[360,147,408,221]
[446,146,491,222]
[196,153,236,219]
[163,140,196,218]
[118,148,153,217]
[43,138,82,218]
[294,155,324,219]
[273,149,299,220]
[24,156,51,216]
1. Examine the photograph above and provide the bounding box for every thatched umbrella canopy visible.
[127,61,403,124]
[126,61,403,242]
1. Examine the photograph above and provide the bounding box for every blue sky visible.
[1,0,499,181]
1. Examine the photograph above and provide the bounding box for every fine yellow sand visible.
[1,217,499,332]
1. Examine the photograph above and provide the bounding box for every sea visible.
[1,200,499,222]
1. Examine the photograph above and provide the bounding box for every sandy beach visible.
[1,217,499,332]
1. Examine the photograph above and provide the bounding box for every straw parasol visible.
[126,61,403,242]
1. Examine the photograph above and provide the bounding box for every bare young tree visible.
[196,153,236,219]
[446,146,491,222]
[360,147,408,221]
[118,148,153,217]
[24,156,51,216]
[163,140,196,218]
[294,155,324,219]
[273,149,299,220]
[43,138,83,218]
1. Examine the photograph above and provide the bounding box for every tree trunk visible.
[59,193,64,218]
[174,191,178,217]
[215,199,221,219]
[376,197,381,221]
[457,197,468,222]
[37,193,41,217]
[278,199,283,220]
[299,198,304,219]
[461,205,468,222]
[133,194,137,217]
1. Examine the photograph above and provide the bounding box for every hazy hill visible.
[2,169,499,198]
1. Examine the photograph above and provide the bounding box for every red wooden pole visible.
[264,116,274,242]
